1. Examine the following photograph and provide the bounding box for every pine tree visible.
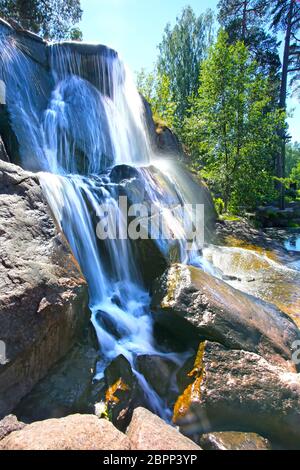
[218,0,281,79]
[271,0,300,208]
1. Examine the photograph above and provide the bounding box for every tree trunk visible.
[278,0,294,210]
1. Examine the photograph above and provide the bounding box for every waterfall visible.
[0,35,204,418]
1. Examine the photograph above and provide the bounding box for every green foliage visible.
[218,1,281,107]
[271,0,300,99]
[136,68,177,129]
[214,197,225,215]
[290,162,300,185]
[157,6,214,122]
[0,0,82,40]
[182,31,284,213]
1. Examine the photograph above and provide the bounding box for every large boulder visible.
[14,330,99,423]
[151,264,300,368]
[0,414,131,450]
[175,341,300,449]
[0,160,89,418]
[126,407,201,451]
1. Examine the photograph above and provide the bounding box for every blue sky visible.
[80,0,299,142]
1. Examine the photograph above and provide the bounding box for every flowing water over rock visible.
[2,25,300,446]
[203,242,300,326]
[0,32,208,418]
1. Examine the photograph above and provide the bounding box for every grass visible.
[220,213,242,222]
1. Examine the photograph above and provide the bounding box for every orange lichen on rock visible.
[224,236,278,262]
[105,378,130,405]
[173,341,207,424]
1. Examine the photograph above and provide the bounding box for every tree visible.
[182,31,284,213]
[0,0,82,40]
[136,68,176,129]
[218,0,268,41]
[290,161,300,185]
[271,0,300,208]
[157,6,214,123]
[286,141,300,175]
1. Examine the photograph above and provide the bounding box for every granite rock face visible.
[151,264,300,368]
[175,341,300,449]
[0,414,131,450]
[0,160,89,418]
[126,407,201,451]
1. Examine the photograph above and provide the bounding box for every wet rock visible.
[109,164,141,184]
[199,432,271,451]
[16,29,48,68]
[175,341,300,449]
[0,22,53,170]
[222,274,241,282]
[0,415,25,441]
[0,137,9,163]
[104,355,145,431]
[156,125,185,159]
[151,264,300,368]
[0,414,131,450]
[14,329,99,423]
[0,18,12,34]
[127,407,201,451]
[136,355,176,397]
[167,166,217,240]
[142,98,157,149]
[134,237,171,288]
[0,161,89,418]
[52,42,120,97]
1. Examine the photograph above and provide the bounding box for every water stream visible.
[0,36,206,418]
[1,33,299,421]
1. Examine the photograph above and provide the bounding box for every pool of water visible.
[284,233,300,252]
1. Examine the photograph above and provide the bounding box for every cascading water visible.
[0,33,204,418]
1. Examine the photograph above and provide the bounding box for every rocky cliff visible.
[0,159,89,417]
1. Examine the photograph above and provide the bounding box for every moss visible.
[220,214,241,222]
[173,341,207,424]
